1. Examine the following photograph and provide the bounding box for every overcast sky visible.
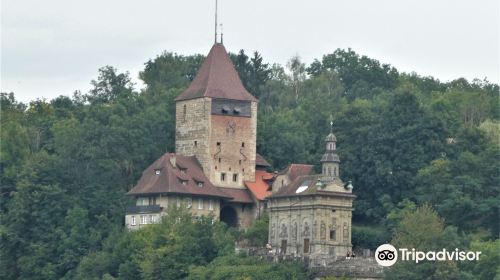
[2,0,499,103]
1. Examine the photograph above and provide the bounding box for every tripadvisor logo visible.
[374,244,482,267]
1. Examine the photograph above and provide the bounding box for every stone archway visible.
[220,205,238,227]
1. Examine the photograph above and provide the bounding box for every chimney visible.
[169,155,176,168]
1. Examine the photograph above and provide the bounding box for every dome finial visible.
[329,114,334,133]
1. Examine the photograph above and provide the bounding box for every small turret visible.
[321,121,340,180]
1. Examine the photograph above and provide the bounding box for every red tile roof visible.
[279,164,314,181]
[245,170,274,201]
[175,43,257,102]
[218,187,254,204]
[127,153,231,199]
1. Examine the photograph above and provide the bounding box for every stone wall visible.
[309,258,384,279]
[209,101,257,187]
[175,98,212,174]
[245,249,384,279]
[268,195,354,259]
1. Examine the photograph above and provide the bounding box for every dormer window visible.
[154,169,161,175]
[178,178,188,185]
[179,168,187,174]
[234,107,241,115]
[195,180,204,188]
[221,106,229,114]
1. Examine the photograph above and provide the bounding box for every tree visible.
[386,205,467,280]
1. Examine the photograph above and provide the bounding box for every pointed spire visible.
[175,44,257,102]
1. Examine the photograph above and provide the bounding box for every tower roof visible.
[325,132,337,142]
[175,43,257,102]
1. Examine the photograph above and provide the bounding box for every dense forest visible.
[1,47,499,279]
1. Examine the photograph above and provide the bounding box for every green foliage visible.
[243,213,269,246]
[460,240,500,280]
[72,207,236,280]
[386,205,473,279]
[187,254,307,280]
[351,225,390,250]
[1,46,498,279]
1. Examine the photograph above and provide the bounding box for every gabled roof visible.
[218,187,254,204]
[127,153,231,199]
[175,43,257,102]
[245,170,274,201]
[255,153,271,167]
[278,163,314,181]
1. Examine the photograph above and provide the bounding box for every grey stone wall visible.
[175,98,212,173]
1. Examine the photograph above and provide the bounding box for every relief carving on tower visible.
[320,221,326,240]
[303,221,310,237]
[279,223,288,238]
[270,223,275,241]
[343,222,349,243]
[292,222,297,240]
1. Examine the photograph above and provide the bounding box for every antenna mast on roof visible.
[220,23,223,44]
[214,0,218,44]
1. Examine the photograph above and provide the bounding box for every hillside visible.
[1,48,498,279]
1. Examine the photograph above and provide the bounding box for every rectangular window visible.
[137,197,148,206]
[241,142,245,147]
[198,198,203,209]
[330,230,336,241]
[150,215,155,223]
[232,173,238,182]
[186,198,192,208]
[140,215,147,225]
[131,216,136,226]
[220,173,226,182]
[176,197,181,207]
[304,239,310,253]
[209,199,214,210]
[281,240,287,254]
[149,197,156,205]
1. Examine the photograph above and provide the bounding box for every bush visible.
[351,225,390,250]
[243,214,269,246]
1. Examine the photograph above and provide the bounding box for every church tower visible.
[174,43,258,189]
[321,124,340,180]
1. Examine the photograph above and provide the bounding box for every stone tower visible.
[321,124,340,180]
[174,43,258,189]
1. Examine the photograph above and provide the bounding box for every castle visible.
[125,41,355,261]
